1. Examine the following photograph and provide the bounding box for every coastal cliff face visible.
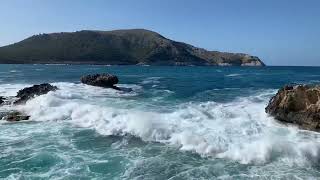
[266,85,320,132]
[0,29,265,66]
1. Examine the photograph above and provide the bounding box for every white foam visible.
[9,70,21,73]
[141,77,162,85]
[3,83,320,165]
[51,82,142,98]
[0,84,31,97]
[226,73,242,77]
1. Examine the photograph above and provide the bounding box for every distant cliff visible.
[0,29,265,66]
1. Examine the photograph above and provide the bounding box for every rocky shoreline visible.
[266,84,320,132]
[0,83,58,121]
[0,73,125,122]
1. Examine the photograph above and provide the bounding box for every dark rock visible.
[0,96,4,105]
[0,97,16,106]
[14,83,58,104]
[1,111,30,122]
[81,74,120,90]
[266,85,320,131]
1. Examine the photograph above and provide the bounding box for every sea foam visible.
[3,82,320,165]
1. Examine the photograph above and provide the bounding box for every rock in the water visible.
[1,111,30,122]
[14,83,58,104]
[265,85,320,131]
[0,96,4,105]
[81,74,120,90]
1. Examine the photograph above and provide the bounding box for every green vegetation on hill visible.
[0,29,265,66]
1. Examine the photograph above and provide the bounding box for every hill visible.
[0,29,265,66]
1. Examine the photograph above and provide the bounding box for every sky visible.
[0,0,319,66]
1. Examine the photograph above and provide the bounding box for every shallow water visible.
[1,64,320,179]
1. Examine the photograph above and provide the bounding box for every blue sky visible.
[1,0,319,66]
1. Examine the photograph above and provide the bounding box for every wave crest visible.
[3,82,320,165]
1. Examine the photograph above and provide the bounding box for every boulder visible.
[14,83,58,104]
[81,74,120,90]
[265,85,320,131]
[1,111,30,122]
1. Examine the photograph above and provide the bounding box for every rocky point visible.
[266,85,320,132]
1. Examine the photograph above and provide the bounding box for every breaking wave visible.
[0,82,316,166]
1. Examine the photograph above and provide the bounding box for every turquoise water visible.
[1,64,320,179]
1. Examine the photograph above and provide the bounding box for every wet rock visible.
[266,84,320,131]
[0,96,4,105]
[81,74,120,90]
[1,111,30,122]
[0,96,17,106]
[14,83,58,104]
[0,96,16,106]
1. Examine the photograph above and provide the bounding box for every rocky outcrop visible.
[266,85,320,131]
[14,83,58,104]
[0,83,57,122]
[0,111,30,122]
[81,74,120,90]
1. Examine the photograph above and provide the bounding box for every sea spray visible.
[9,82,320,166]
[2,65,320,179]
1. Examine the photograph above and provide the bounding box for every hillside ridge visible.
[0,29,265,66]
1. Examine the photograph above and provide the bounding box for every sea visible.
[0,64,320,179]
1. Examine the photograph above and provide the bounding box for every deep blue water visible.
[0,64,320,179]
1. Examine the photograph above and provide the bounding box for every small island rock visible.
[81,74,120,90]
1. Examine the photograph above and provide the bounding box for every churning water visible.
[0,65,320,179]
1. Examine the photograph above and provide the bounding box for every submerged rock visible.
[81,74,120,90]
[266,85,320,131]
[14,83,58,104]
[1,111,30,122]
